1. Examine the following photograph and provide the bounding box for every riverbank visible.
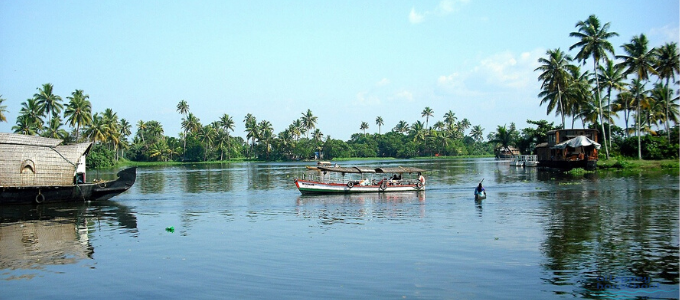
[598,158,679,170]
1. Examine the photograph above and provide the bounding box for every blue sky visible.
[1,0,678,141]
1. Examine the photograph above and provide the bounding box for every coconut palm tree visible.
[84,113,108,144]
[136,120,147,144]
[536,48,577,128]
[470,125,484,142]
[258,120,274,159]
[0,95,7,123]
[421,107,434,129]
[244,113,256,158]
[393,120,409,134]
[616,34,658,159]
[301,109,317,139]
[198,125,215,161]
[12,114,38,135]
[375,116,384,134]
[598,60,626,149]
[489,125,516,155]
[43,116,68,139]
[443,110,457,127]
[570,15,618,159]
[19,98,45,133]
[612,91,635,136]
[654,42,679,139]
[34,83,63,126]
[64,90,92,142]
[177,100,190,157]
[360,121,369,135]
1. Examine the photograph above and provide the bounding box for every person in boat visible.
[418,173,425,185]
[476,183,485,194]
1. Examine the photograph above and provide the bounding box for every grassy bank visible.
[597,157,679,170]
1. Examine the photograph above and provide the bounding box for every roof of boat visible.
[316,166,426,174]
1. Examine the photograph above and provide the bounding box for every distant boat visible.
[294,165,426,194]
[495,146,520,159]
[0,133,136,205]
[534,129,600,170]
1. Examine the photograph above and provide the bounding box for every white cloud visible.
[410,0,469,24]
[376,78,390,87]
[649,24,680,43]
[355,91,381,106]
[409,8,424,24]
[394,90,414,102]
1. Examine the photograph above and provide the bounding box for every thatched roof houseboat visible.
[0,133,135,204]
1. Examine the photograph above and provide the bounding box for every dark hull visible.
[0,167,136,205]
[538,160,597,171]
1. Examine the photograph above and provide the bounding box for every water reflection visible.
[295,193,426,225]
[0,202,138,280]
[539,173,679,298]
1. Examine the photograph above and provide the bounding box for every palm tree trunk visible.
[665,78,671,141]
[593,60,609,160]
[637,94,642,160]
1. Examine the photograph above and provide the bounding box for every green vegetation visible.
[1,14,677,169]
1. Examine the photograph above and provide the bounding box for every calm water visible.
[1,158,678,300]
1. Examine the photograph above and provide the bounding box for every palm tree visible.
[177,100,190,157]
[244,113,256,158]
[34,83,63,126]
[375,116,384,134]
[43,116,68,139]
[654,42,679,139]
[84,113,108,144]
[598,60,626,149]
[617,34,657,159]
[421,107,434,129]
[0,95,7,122]
[119,118,132,159]
[458,118,471,135]
[470,125,484,142]
[443,110,457,127]
[612,90,635,136]
[136,120,147,144]
[489,125,516,155]
[64,90,92,142]
[219,113,235,159]
[393,120,409,134]
[536,48,577,128]
[301,109,317,139]
[360,121,369,135]
[570,15,618,159]
[12,114,38,135]
[19,98,45,133]
[258,120,274,159]
[564,67,594,128]
[198,125,215,161]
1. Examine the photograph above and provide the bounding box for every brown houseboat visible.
[534,129,601,170]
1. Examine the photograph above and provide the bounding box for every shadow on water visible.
[0,201,138,280]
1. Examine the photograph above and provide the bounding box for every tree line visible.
[535,14,679,160]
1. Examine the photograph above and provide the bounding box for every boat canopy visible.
[551,136,601,150]
[316,166,426,174]
[317,166,376,174]
[375,167,426,174]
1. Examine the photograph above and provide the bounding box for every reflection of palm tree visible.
[616,34,657,159]
[570,14,617,159]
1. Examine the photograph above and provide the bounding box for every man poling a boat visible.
[474,179,486,200]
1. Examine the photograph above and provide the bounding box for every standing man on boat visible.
[418,173,425,185]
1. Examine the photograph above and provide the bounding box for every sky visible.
[1,0,678,141]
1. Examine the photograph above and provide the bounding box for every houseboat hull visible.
[536,159,597,171]
[0,167,136,205]
[294,179,424,194]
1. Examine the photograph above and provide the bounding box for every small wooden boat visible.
[294,166,426,194]
[0,133,136,204]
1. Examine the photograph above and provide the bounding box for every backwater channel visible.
[1,158,678,299]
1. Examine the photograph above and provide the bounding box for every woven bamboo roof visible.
[375,166,426,174]
[0,132,62,147]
